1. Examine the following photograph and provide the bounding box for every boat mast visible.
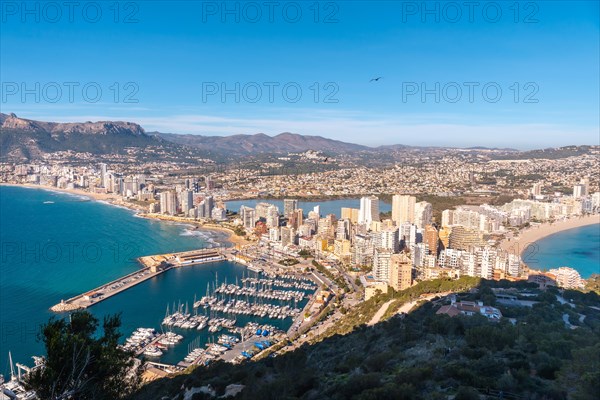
[8,351,16,382]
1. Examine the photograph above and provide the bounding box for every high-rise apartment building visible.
[181,190,194,214]
[284,199,298,217]
[414,201,432,229]
[441,209,453,227]
[240,206,256,229]
[160,191,177,215]
[353,234,373,266]
[266,205,279,228]
[269,227,280,242]
[255,202,273,219]
[336,219,351,240]
[507,254,521,277]
[399,223,416,248]
[358,196,380,225]
[449,226,483,251]
[99,163,108,188]
[373,248,392,282]
[389,253,413,291]
[424,225,439,256]
[477,247,497,280]
[392,195,416,225]
[318,217,334,238]
[375,228,399,252]
[289,209,303,229]
[280,226,296,246]
[341,207,360,224]
[313,205,321,218]
[204,196,214,219]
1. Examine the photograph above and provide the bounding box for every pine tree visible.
[25,311,140,399]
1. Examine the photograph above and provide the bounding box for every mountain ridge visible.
[3,113,594,162]
[0,113,160,160]
[152,130,370,155]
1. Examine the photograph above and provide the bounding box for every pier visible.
[50,248,225,312]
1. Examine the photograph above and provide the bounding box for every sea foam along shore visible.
[499,214,600,264]
[0,183,249,248]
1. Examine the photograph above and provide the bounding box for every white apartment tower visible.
[376,228,399,252]
[336,219,351,240]
[414,201,433,229]
[373,248,393,282]
[181,190,194,214]
[240,206,256,230]
[573,184,585,199]
[477,247,497,280]
[99,163,108,188]
[266,205,279,228]
[160,191,177,215]
[269,227,280,242]
[358,196,380,226]
[392,195,416,225]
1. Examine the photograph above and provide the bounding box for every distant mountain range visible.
[152,131,370,156]
[2,113,595,162]
[0,113,374,160]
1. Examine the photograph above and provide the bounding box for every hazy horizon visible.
[3,111,597,151]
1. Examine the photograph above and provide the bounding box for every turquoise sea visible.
[0,185,235,373]
[526,223,600,279]
[0,186,366,374]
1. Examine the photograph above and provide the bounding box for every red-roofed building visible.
[437,300,502,321]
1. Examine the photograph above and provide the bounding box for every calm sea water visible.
[1,187,365,373]
[0,186,231,373]
[526,223,600,279]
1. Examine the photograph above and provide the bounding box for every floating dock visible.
[50,248,225,312]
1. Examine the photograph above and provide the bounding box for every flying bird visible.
[370,77,383,82]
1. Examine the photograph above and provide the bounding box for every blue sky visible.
[1,1,598,148]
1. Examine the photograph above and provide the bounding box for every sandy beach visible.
[199,224,252,247]
[0,183,251,248]
[500,214,600,258]
[1,182,123,203]
[138,213,252,247]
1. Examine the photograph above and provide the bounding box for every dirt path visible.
[368,299,395,326]
[369,292,453,326]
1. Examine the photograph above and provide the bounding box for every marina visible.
[55,255,321,368]
[113,267,319,369]
[28,267,317,386]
